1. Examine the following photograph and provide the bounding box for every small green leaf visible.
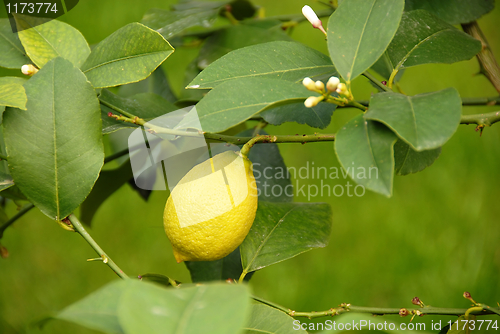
[195,77,312,133]
[57,280,127,334]
[81,23,174,88]
[15,15,90,68]
[240,201,332,273]
[327,0,404,82]
[237,129,293,203]
[335,115,397,197]
[365,88,462,151]
[394,140,441,175]
[139,274,178,287]
[405,0,494,25]
[0,77,27,110]
[387,10,482,73]
[80,161,134,226]
[261,101,336,129]
[3,57,104,220]
[119,67,177,103]
[118,281,251,334]
[141,3,226,39]
[190,41,335,89]
[245,304,306,334]
[0,18,30,69]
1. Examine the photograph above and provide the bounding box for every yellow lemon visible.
[163,150,258,263]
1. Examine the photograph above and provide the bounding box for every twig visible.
[0,203,35,239]
[460,110,500,126]
[462,21,500,94]
[68,214,129,280]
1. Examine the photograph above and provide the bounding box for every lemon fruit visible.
[163,150,258,263]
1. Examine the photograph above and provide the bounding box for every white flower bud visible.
[302,5,327,35]
[302,77,316,91]
[326,76,340,92]
[21,64,38,76]
[304,96,319,108]
[315,80,325,91]
[336,82,347,95]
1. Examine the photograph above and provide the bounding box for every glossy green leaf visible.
[261,101,336,129]
[0,19,30,68]
[0,77,27,110]
[139,273,179,287]
[15,15,90,68]
[240,201,332,273]
[335,115,397,197]
[195,77,312,133]
[185,247,249,282]
[57,280,127,334]
[3,57,104,220]
[394,140,441,176]
[118,281,251,334]
[118,67,177,103]
[80,161,133,226]
[141,2,226,39]
[365,88,462,151]
[81,23,174,88]
[405,0,494,25]
[327,0,404,82]
[386,10,482,73]
[238,129,293,203]
[195,26,292,71]
[190,41,335,89]
[244,304,306,334]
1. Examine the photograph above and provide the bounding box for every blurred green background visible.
[1,0,499,333]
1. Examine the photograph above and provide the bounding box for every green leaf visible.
[261,101,336,129]
[141,2,226,39]
[0,77,27,110]
[405,0,494,25]
[195,26,292,72]
[3,57,104,220]
[185,247,249,282]
[237,129,293,203]
[195,77,312,133]
[118,67,177,103]
[139,273,178,287]
[327,0,404,82]
[334,114,397,197]
[365,88,462,151]
[118,281,251,334]
[57,280,127,334]
[81,23,174,88]
[240,201,332,273]
[0,19,30,69]
[190,41,335,89]
[0,127,13,192]
[386,10,482,73]
[394,140,441,176]
[80,161,134,226]
[245,304,306,334]
[15,15,90,68]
